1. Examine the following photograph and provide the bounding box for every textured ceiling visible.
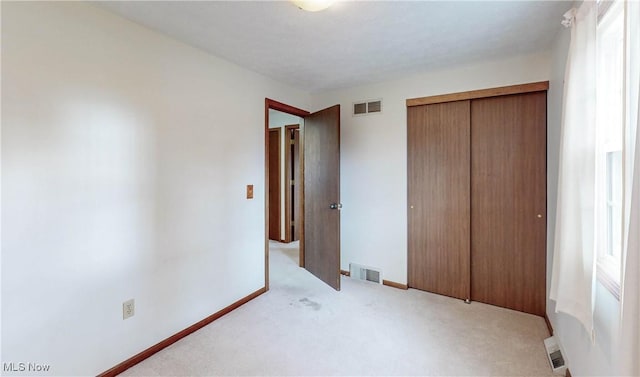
[96,1,571,93]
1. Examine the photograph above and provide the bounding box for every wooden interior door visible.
[303,105,341,290]
[292,128,301,242]
[470,92,547,316]
[284,125,301,244]
[407,101,471,300]
[268,128,281,241]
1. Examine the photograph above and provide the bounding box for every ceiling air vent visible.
[353,99,383,116]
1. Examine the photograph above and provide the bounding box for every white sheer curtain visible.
[550,1,598,337]
[619,1,639,374]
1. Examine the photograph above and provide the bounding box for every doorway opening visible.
[265,99,308,290]
[267,123,302,244]
[265,99,342,292]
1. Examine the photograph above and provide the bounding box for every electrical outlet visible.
[123,299,135,320]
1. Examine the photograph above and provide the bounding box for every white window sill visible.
[596,262,621,300]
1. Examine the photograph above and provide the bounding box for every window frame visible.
[595,0,624,299]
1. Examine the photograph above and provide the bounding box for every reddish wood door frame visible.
[264,99,309,290]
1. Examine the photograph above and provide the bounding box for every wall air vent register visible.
[353,99,382,116]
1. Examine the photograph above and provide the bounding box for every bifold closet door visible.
[408,100,471,300]
[470,92,547,316]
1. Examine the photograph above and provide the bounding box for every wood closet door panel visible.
[408,101,471,300]
[470,92,547,316]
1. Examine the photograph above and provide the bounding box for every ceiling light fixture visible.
[291,0,334,12]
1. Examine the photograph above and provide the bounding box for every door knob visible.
[537,214,543,218]
[329,203,342,210]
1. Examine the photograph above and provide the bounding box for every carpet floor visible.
[121,241,553,376]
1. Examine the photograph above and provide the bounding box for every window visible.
[595,0,624,295]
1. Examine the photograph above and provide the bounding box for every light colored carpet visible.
[121,241,553,376]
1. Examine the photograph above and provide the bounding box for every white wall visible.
[311,52,551,284]
[1,2,309,375]
[268,110,304,241]
[546,21,621,376]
